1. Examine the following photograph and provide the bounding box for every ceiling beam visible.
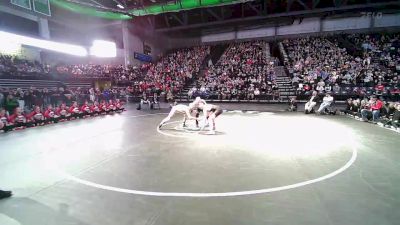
[313,0,321,9]
[63,0,134,16]
[287,0,294,12]
[295,0,310,10]
[170,13,185,25]
[206,8,223,21]
[88,0,104,7]
[155,1,400,31]
[245,2,262,15]
[164,14,170,27]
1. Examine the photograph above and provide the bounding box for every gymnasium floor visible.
[0,103,399,225]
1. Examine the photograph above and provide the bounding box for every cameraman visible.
[287,96,298,112]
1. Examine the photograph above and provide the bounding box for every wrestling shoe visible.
[207,130,216,135]
[0,190,12,199]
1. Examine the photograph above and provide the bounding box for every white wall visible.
[200,13,400,43]
[41,48,125,66]
[201,32,236,43]
[277,18,321,35]
[374,14,400,28]
[20,46,41,62]
[237,27,275,39]
[322,16,370,31]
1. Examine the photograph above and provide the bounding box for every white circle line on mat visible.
[157,121,193,138]
[55,113,358,198]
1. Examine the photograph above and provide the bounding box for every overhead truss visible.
[153,0,400,31]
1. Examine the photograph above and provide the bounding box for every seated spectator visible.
[379,103,400,131]
[115,99,125,112]
[317,93,335,114]
[26,106,45,126]
[69,101,83,118]
[305,91,319,114]
[0,108,11,132]
[81,101,91,117]
[99,100,109,113]
[44,105,59,124]
[361,96,383,122]
[342,98,355,115]
[8,107,28,129]
[254,88,261,100]
[56,103,71,121]
[287,96,298,111]
[137,92,151,110]
[332,83,341,94]
[107,100,117,112]
[150,93,160,110]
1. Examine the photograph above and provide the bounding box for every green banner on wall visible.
[33,0,51,16]
[10,0,31,10]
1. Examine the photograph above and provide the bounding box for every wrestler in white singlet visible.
[158,104,196,129]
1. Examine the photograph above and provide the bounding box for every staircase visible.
[332,35,363,58]
[176,44,229,101]
[210,44,228,65]
[274,66,296,101]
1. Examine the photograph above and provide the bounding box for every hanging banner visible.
[134,52,152,63]
[33,0,51,16]
[10,0,31,10]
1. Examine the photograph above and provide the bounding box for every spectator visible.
[305,91,319,114]
[200,41,276,100]
[361,96,383,122]
[5,94,19,114]
[287,96,298,111]
[379,103,400,131]
[317,93,334,114]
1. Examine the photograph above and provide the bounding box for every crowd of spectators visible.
[0,86,126,133]
[55,64,148,82]
[193,41,277,100]
[0,54,49,76]
[347,33,400,72]
[340,95,400,132]
[282,36,400,99]
[283,35,399,133]
[143,46,209,96]
[1,46,209,97]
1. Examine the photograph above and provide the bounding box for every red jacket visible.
[0,115,9,124]
[56,107,68,116]
[371,100,383,111]
[115,102,123,109]
[81,104,90,112]
[90,105,100,112]
[8,114,26,123]
[107,103,116,110]
[44,109,55,119]
[69,106,80,114]
[99,103,107,111]
[26,111,43,121]
[375,85,385,91]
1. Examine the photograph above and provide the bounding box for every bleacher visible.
[0,79,92,90]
